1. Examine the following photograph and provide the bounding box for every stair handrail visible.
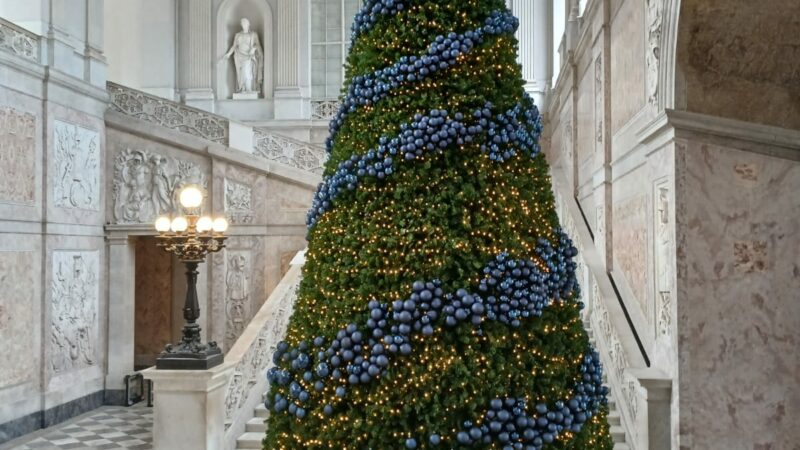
[549,167,667,449]
[222,251,305,450]
[107,81,230,145]
[252,127,327,175]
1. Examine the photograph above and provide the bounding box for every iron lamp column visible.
[153,186,229,370]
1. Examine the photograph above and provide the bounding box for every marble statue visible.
[221,18,263,95]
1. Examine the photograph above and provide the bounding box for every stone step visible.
[246,417,267,433]
[254,403,270,419]
[608,410,621,426]
[610,425,626,443]
[236,432,264,449]
[613,443,631,450]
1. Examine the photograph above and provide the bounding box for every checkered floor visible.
[1,404,152,450]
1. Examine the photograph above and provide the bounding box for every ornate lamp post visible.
[153,186,229,370]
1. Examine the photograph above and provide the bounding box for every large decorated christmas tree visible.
[263,1,613,448]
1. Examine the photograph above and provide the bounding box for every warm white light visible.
[196,216,214,233]
[155,216,172,233]
[179,186,203,209]
[171,216,188,233]
[212,217,229,233]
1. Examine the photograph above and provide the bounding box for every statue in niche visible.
[220,18,263,97]
[226,254,250,346]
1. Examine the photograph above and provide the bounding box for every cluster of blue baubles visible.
[480,100,544,163]
[326,9,520,154]
[265,231,589,425]
[350,0,410,40]
[307,98,542,229]
[446,351,608,449]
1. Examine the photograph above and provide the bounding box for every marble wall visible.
[676,137,800,449]
[0,31,109,439]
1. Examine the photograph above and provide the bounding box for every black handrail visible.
[574,196,651,367]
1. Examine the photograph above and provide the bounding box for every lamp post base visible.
[156,343,223,370]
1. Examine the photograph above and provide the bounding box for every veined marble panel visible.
[0,107,36,205]
[610,0,645,134]
[678,140,800,448]
[50,250,99,375]
[53,120,100,211]
[0,251,36,387]
[613,194,648,317]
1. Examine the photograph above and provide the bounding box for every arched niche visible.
[671,0,800,128]
[215,0,274,100]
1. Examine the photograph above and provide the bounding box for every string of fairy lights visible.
[263,0,614,448]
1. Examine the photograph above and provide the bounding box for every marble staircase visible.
[235,402,268,449]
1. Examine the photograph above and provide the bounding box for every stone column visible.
[177,0,215,111]
[274,0,306,119]
[143,363,235,450]
[513,0,553,110]
[105,235,136,404]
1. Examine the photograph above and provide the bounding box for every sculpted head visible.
[241,18,250,32]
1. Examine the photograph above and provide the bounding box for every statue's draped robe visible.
[232,31,263,93]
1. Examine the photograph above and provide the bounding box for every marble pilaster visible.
[105,235,136,391]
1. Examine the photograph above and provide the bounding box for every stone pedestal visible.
[631,368,672,450]
[232,92,259,100]
[142,363,234,450]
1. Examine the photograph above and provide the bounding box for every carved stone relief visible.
[51,251,99,375]
[0,20,38,62]
[594,55,604,150]
[225,179,254,224]
[561,118,573,165]
[225,251,251,348]
[654,180,672,336]
[0,107,36,204]
[53,120,100,211]
[646,0,664,105]
[0,251,35,387]
[113,148,207,224]
[595,205,605,262]
[311,100,341,120]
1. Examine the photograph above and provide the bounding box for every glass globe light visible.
[196,216,214,233]
[212,217,229,233]
[179,186,203,209]
[171,216,189,233]
[155,216,172,233]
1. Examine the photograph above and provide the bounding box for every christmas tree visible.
[264,1,613,448]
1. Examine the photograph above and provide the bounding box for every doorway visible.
[133,237,175,370]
